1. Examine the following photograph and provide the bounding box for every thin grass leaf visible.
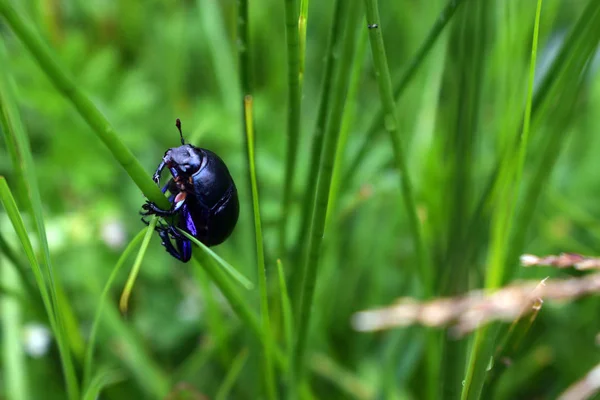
[294,0,344,269]
[178,229,254,290]
[119,217,158,314]
[1,253,29,400]
[462,2,544,399]
[277,259,293,354]
[100,298,171,396]
[244,95,277,399]
[280,0,302,254]
[362,0,429,294]
[0,41,80,397]
[0,232,41,303]
[83,228,148,389]
[0,0,169,209]
[327,26,368,227]
[343,0,466,184]
[291,1,362,394]
[298,0,309,85]
[215,348,250,400]
[82,368,125,400]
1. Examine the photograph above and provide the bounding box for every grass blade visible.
[178,230,254,290]
[83,228,147,389]
[1,253,29,400]
[0,0,169,209]
[244,95,277,399]
[294,0,344,269]
[119,217,158,314]
[277,259,293,354]
[280,0,302,254]
[0,39,80,398]
[362,0,429,291]
[82,368,125,400]
[291,0,362,394]
[462,2,544,399]
[215,348,250,400]
[343,0,466,184]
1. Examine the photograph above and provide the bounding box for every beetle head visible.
[164,144,202,179]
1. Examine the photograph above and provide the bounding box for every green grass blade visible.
[0,232,42,303]
[327,26,368,227]
[83,228,147,389]
[0,0,169,209]
[298,0,309,85]
[215,348,250,400]
[99,299,171,396]
[178,230,254,290]
[0,177,79,398]
[244,95,277,399]
[280,0,301,254]
[119,217,158,314]
[363,0,429,293]
[294,0,344,267]
[0,39,80,397]
[82,368,125,400]
[462,2,543,399]
[291,0,362,395]
[277,259,293,354]
[343,0,466,184]
[1,253,29,400]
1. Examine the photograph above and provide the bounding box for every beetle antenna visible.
[175,118,185,145]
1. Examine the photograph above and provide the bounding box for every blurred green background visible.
[1,0,600,399]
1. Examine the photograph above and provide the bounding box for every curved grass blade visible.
[0,0,169,209]
[82,367,125,400]
[119,217,158,314]
[178,229,254,290]
[83,228,147,389]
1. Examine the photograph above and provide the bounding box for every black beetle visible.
[141,119,239,262]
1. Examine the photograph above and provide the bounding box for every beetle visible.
[141,119,239,262]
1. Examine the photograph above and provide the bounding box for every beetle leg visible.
[157,228,191,262]
[141,192,187,217]
[153,159,168,184]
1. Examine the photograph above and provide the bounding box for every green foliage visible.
[1,0,600,399]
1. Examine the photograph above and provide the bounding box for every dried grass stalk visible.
[352,273,600,336]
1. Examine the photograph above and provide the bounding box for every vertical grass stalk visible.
[280,0,302,254]
[362,0,430,293]
[290,0,361,395]
[244,95,277,400]
[298,0,309,85]
[461,2,544,399]
[295,0,343,258]
[343,0,466,184]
